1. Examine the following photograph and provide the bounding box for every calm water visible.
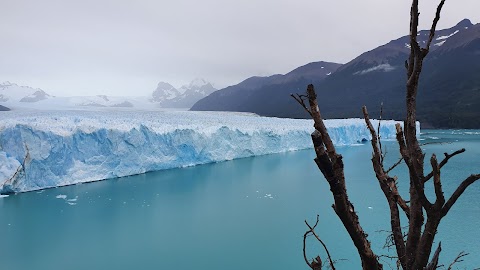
[0,130,479,269]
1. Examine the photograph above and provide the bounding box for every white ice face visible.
[0,110,414,193]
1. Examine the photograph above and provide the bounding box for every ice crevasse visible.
[0,110,419,193]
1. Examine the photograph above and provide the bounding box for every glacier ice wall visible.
[0,110,417,193]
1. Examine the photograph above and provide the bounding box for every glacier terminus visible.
[0,110,417,194]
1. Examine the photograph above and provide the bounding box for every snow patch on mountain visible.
[436,30,460,40]
[354,64,395,75]
[434,40,447,47]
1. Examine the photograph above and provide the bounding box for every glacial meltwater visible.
[1,130,479,269]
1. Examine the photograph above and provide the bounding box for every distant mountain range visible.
[0,79,216,110]
[151,78,217,108]
[191,19,480,128]
[0,81,51,103]
[4,19,480,128]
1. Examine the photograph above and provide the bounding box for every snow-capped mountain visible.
[151,82,180,103]
[191,19,480,128]
[336,19,473,74]
[150,79,217,108]
[0,81,51,103]
[66,95,137,108]
[0,80,217,111]
[0,82,155,110]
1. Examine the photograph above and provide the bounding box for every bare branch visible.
[394,124,409,163]
[303,216,323,269]
[377,102,384,164]
[306,85,382,269]
[304,231,322,269]
[386,158,404,174]
[424,149,466,183]
[424,0,446,54]
[303,230,314,268]
[304,215,336,270]
[442,174,480,217]
[388,178,411,220]
[430,154,445,208]
[307,85,336,159]
[362,106,383,173]
[425,242,441,270]
[291,93,313,118]
[363,106,407,268]
[411,169,433,211]
[447,251,469,270]
[396,124,432,213]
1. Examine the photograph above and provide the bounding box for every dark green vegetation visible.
[191,19,480,128]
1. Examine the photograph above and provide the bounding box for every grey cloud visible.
[0,0,479,96]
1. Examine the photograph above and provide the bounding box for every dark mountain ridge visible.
[190,61,342,112]
[192,19,480,128]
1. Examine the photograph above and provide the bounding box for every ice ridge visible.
[0,111,416,193]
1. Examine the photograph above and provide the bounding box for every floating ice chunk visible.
[67,196,78,202]
[56,195,67,199]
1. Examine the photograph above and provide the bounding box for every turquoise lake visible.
[1,130,479,269]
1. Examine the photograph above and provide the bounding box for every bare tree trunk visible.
[294,1,480,268]
[306,86,383,270]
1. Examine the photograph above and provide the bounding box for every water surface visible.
[1,130,479,269]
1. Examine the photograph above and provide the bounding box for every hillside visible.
[191,19,480,128]
[190,61,342,112]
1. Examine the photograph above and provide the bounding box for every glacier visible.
[0,110,418,193]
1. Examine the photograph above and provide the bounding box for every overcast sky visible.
[1,0,479,96]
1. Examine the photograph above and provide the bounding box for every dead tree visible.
[293,1,480,269]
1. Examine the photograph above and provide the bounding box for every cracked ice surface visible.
[0,110,415,193]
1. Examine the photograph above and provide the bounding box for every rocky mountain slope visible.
[191,19,480,128]
[190,61,342,112]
